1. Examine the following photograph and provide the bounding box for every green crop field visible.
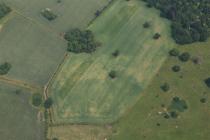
[50,0,175,124]
[1,0,109,33]
[110,40,210,140]
[0,82,44,140]
[0,12,66,86]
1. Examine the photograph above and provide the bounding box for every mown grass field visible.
[50,0,175,124]
[0,82,44,140]
[48,125,112,140]
[110,39,210,140]
[0,13,66,85]
[1,0,109,32]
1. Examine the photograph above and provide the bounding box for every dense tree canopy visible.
[0,3,11,19]
[64,28,100,53]
[143,0,210,44]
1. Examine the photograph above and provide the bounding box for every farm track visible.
[0,76,42,92]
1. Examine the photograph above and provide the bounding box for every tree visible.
[112,50,120,57]
[169,48,179,57]
[170,111,178,119]
[109,70,117,79]
[179,52,190,62]
[44,98,53,109]
[153,33,161,39]
[200,98,206,103]
[41,8,57,21]
[160,83,170,92]
[0,62,11,75]
[172,65,181,72]
[143,22,150,28]
[204,78,210,88]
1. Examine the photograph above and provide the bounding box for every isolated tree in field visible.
[179,52,190,62]
[112,50,120,57]
[44,98,53,109]
[0,62,11,75]
[143,22,150,28]
[41,8,57,21]
[160,83,170,92]
[109,70,117,79]
[172,65,180,72]
[153,33,161,39]
[200,98,206,103]
[169,48,179,57]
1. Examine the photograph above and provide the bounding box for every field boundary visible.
[13,9,66,41]
[44,52,69,124]
[0,76,42,92]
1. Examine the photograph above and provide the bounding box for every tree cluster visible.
[0,3,11,19]
[143,0,210,44]
[64,28,100,53]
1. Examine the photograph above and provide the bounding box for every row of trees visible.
[0,3,11,19]
[64,28,100,53]
[143,0,210,44]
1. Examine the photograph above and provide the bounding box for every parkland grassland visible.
[0,82,44,140]
[50,0,175,124]
[110,39,210,140]
[0,0,210,140]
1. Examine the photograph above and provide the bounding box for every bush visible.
[170,111,178,119]
[44,98,53,109]
[112,50,120,57]
[0,62,11,75]
[200,98,206,103]
[143,22,150,28]
[109,70,117,79]
[0,3,11,19]
[160,83,170,92]
[204,78,210,88]
[32,93,42,107]
[172,65,180,72]
[179,52,190,62]
[41,8,57,21]
[169,48,179,57]
[153,33,161,39]
[65,29,99,53]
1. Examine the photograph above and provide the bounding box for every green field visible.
[48,124,112,140]
[50,0,175,124]
[0,12,66,85]
[1,0,109,32]
[110,39,210,140]
[0,82,44,140]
